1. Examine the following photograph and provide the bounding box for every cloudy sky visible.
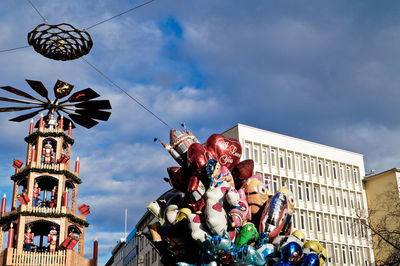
[1,0,400,264]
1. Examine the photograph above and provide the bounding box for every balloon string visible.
[0,45,30,54]
[26,0,48,23]
[81,57,171,129]
[84,0,155,31]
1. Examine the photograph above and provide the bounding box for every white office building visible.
[223,124,375,266]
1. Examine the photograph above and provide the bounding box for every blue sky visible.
[1,0,400,264]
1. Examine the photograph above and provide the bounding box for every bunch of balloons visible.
[147,128,327,265]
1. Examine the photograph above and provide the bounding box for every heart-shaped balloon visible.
[204,134,242,170]
[167,167,189,191]
[231,159,254,189]
[187,143,211,174]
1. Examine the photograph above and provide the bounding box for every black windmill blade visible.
[53,80,74,99]
[0,79,112,129]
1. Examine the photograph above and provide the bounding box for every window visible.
[279,151,285,169]
[310,158,316,175]
[346,219,351,236]
[287,152,292,170]
[334,245,340,264]
[292,212,297,228]
[262,147,268,165]
[245,143,251,160]
[339,217,344,235]
[340,165,345,181]
[350,193,355,209]
[342,246,347,265]
[331,216,336,234]
[354,221,358,237]
[324,215,329,234]
[253,145,260,164]
[328,189,333,206]
[336,191,341,207]
[333,163,338,179]
[318,160,323,177]
[273,179,278,193]
[289,181,294,193]
[309,213,313,231]
[356,248,361,265]
[281,179,287,189]
[353,168,359,184]
[265,175,271,190]
[300,211,305,230]
[316,213,321,232]
[295,154,301,172]
[271,149,276,167]
[347,166,352,183]
[343,192,348,208]
[298,182,303,200]
[305,183,311,202]
[325,162,331,178]
[321,187,326,205]
[314,186,319,203]
[303,156,308,173]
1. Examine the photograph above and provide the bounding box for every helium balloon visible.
[204,134,242,170]
[301,253,320,266]
[235,222,259,248]
[231,159,254,189]
[187,143,210,174]
[281,242,303,263]
[232,245,266,266]
[259,191,292,242]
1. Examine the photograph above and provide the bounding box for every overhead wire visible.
[81,57,171,129]
[26,0,48,23]
[84,0,155,30]
[0,45,30,54]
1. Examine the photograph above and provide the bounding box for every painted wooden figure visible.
[33,182,41,207]
[48,226,58,252]
[42,141,55,164]
[24,227,34,252]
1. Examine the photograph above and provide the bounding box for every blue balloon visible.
[273,262,292,266]
[301,253,320,266]
[281,242,303,263]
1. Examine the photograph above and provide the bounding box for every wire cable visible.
[81,57,171,128]
[26,0,48,23]
[0,45,30,54]
[84,0,155,31]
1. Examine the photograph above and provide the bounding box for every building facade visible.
[223,124,375,265]
[363,168,400,265]
[112,123,376,265]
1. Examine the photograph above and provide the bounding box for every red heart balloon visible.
[204,134,242,170]
[231,159,254,189]
[167,167,188,191]
[187,143,211,174]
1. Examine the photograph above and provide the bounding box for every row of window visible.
[325,243,371,266]
[245,142,361,185]
[262,175,364,212]
[293,211,368,241]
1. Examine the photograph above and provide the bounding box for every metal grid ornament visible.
[28,23,93,61]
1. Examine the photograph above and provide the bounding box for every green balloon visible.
[235,222,259,248]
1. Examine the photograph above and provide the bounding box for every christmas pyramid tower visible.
[0,115,98,265]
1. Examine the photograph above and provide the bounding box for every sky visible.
[1,0,400,264]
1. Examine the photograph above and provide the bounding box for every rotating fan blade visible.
[64,88,100,103]
[0,86,45,102]
[69,113,99,128]
[0,96,43,105]
[74,100,111,110]
[26,79,49,100]
[9,108,44,122]
[0,106,40,112]
[74,109,111,121]
[54,80,74,99]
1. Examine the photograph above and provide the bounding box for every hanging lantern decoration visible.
[27,23,93,61]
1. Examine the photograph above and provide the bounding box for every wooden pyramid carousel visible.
[0,79,111,265]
